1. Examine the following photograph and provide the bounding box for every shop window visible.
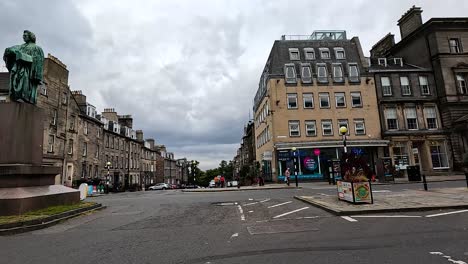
[430,142,449,169]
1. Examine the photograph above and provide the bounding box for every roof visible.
[0,72,9,93]
[369,60,431,73]
[455,114,468,123]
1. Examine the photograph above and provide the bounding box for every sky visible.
[1,0,467,170]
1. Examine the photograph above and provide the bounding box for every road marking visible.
[243,202,258,206]
[318,193,331,196]
[259,198,271,203]
[272,207,309,219]
[372,190,391,193]
[351,215,421,218]
[248,198,253,200]
[429,251,467,264]
[248,210,254,213]
[230,233,239,238]
[426,209,468,218]
[237,205,245,221]
[268,201,293,208]
[341,216,358,222]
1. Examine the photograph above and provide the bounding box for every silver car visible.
[148,183,170,190]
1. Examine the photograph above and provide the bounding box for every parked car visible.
[148,183,170,190]
[208,180,215,188]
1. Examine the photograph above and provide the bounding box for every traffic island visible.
[182,185,300,192]
[295,188,468,215]
[0,202,105,235]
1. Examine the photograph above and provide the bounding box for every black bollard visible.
[465,172,468,188]
[422,174,428,191]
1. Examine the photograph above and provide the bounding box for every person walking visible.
[220,175,225,188]
[285,168,291,186]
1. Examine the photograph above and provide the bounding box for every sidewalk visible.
[295,187,468,215]
[182,184,299,192]
[374,174,467,185]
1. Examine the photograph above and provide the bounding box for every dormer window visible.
[319,48,330,59]
[289,48,300,60]
[393,58,403,66]
[304,48,315,60]
[317,63,328,83]
[378,58,387,67]
[334,47,345,59]
[332,63,344,83]
[284,63,297,83]
[348,63,360,83]
[301,63,312,84]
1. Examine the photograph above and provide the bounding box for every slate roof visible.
[0,72,9,93]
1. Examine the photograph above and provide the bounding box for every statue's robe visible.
[3,42,44,104]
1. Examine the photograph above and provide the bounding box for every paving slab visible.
[295,187,468,215]
[182,185,299,192]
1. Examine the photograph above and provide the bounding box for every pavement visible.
[0,181,467,264]
[375,174,467,184]
[296,187,468,215]
[182,184,298,192]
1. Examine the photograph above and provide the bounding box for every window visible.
[319,93,330,108]
[304,48,315,60]
[321,120,333,136]
[320,48,330,59]
[354,119,366,135]
[303,93,314,108]
[456,74,467,94]
[287,93,298,109]
[47,135,54,153]
[419,76,430,95]
[405,107,418,130]
[62,92,68,105]
[289,48,300,60]
[69,116,76,131]
[284,64,297,83]
[51,109,57,125]
[334,48,345,59]
[385,107,398,130]
[68,139,73,155]
[97,128,100,138]
[378,58,387,66]
[96,145,100,158]
[393,142,409,169]
[400,76,411,95]
[424,106,438,129]
[337,119,349,135]
[105,135,109,147]
[351,92,362,107]
[40,84,47,96]
[348,63,359,82]
[335,92,346,107]
[305,120,317,136]
[332,64,344,82]
[116,139,119,150]
[317,64,328,83]
[111,137,115,149]
[288,121,300,137]
[449,38,461,53]
[430,142,449,168]
[381,77,392,96]
[82,142,87,157]
[393,58,403,66]
[301,64,312,84]
[84,122,88,135]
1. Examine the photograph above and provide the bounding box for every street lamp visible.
[292,147,299,187]
[339,126,348,153]
[191,160,196,186]
[105,161,111,194]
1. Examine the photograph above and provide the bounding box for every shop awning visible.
[275,139,390,150]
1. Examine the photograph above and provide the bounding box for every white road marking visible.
[372,190,391,193]
[426,209,468,218]
[248,198,253,200]
[351,215,421,218]
[341,216,358,222]
[272,207,309,219]
[318,193,330,196]
[230,233,239,238]
[268,201,293,208]
[237,205,245,221]
[243,202,258,206]
[248,210,254,213]
[429,251,467,264]
[259,198,271,203]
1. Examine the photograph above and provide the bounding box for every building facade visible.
[253,31,387,182]
[371,6,468,172]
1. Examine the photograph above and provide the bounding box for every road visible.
[0,181,467,264]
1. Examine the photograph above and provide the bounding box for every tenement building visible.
[371,6,468,172]
[253,31,388,182]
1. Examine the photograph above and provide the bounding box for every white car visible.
[148,183,170,190]
[208,180,215,188]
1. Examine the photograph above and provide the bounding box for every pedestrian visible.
[285,168,291,186]
[220,175,225,188]
[214,176,219,188]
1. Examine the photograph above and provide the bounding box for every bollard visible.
[465,172,468,188]
[422,174,428,191]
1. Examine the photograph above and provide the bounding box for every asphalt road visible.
[1,181,467,264]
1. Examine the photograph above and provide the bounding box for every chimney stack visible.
[136,130,144,142]
[398,6,423,39]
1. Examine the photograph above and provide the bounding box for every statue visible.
[3,30,44,104]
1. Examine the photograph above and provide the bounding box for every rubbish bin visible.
[407,166,421,181]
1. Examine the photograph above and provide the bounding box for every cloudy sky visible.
[1,0,466,169]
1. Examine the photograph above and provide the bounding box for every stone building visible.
[371,6,468,172]
[139,137,159,187]
[253,31,388,182]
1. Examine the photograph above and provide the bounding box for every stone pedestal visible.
[0,103,79,216]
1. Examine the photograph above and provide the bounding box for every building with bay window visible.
[253,30,387,182]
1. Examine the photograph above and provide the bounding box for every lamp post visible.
[191,160,196,186]
[339,126,348,154]
[105,161,111,194]
[292,147,299,187]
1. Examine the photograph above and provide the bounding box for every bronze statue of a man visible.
[3,30,44,104]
